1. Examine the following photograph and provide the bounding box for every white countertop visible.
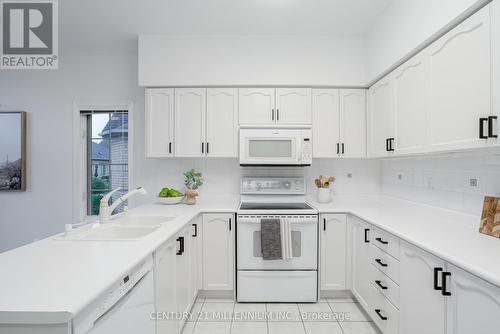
[1,194,500,325]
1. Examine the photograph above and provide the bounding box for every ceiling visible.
[60,0,393,51]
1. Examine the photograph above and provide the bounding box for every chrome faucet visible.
[99,187,147,224]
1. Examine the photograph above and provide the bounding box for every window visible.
[81,110,129,216]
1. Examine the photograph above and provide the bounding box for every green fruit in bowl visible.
[159,187,183,198]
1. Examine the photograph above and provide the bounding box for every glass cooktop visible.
[239,202,314,210]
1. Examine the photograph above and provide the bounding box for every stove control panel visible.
[241,177,305,194]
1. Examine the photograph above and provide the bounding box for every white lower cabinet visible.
[446,264,500,334]
[202,213,234,291]
[399,241,446,334]
[320,214,347,291]
[351,217,372,309]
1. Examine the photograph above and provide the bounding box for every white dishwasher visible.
[73,255,155,334]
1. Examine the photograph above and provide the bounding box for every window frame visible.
[72,101,134,223]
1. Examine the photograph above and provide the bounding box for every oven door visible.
[239,129,302,166]
[237,215,318,270]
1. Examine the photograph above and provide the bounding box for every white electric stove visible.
[236,177,319,303]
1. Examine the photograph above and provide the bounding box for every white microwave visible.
[239,128,313,166]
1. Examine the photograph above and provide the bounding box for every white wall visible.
[365,0,490,83]
[381,154,500,216]
[139,35,367,87]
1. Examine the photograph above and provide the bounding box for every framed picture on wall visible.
[0,112,26,191]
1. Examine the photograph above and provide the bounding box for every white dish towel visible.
[280,218,293,260]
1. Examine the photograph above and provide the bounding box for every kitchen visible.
[1,0,500,334]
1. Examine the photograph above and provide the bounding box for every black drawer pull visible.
[375,280,388,290]
[489,116,498,138]
[434,267,443,291]
[386,138,390,152]
[479,118,488,139]
[323,218,326,231]
[375,237,388,245]
[364,228,370,243]
[375,309,387,321]
[169,142,172,154]
[229,218,232,231]
[192,223,198,237]
[341,143,345,154]
[206,142,210,154]
[176,237,184,255]
[375,259,388,267]
[442,271,452,296]
[337,143,340,155]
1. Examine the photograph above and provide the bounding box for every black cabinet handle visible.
[337,143,340,155]
[389,138,395,151]
[271,109,275,121]
[229,218,232,231]
[375,280,388,290]
[364,228,370,243]
[192,223,198,237]
[323,218,326,231]
[386,138,390,152]
[206,142,210,154]
[434,267,443,291]
[479,118,488,139]
[489,116,498,138]
[201,142,205,154]
[375,237,388,245]
[442,271,451,296]
[375,259,388,267]
[277,109,280,121]
[169,142,172,154]
[375,309,387,321]
[341,143,345,154]
[176,237,184,255]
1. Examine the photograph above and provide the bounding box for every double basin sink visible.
[57,215,177,241]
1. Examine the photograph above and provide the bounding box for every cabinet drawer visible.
[369,284,399,334]
[369,265,400,308]
[371,228,400,260]
[370,245,400,285]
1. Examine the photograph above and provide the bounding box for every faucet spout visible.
[99,187,147,224]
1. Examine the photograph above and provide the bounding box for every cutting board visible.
[480,196,500,238]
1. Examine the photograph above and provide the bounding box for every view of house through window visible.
[81,110,129,216]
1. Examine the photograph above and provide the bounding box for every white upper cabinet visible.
[312,89,340,157]
[446,264,500,334]
[427,5,491,152]
[393,54,428,155]
[239,88,275,125]
[340,89,366,158]
[320,214,347,291]
[491,0,500,145]
[145,88,174,157]
[239,88,311,125]
[368,76,395,157]
[275,88,312,124]
[174,88,206,157]
[399,241,446,334]
[206,88,239,157]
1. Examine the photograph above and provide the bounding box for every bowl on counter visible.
[157,196,184,205]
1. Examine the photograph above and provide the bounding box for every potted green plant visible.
[183,169,203,205]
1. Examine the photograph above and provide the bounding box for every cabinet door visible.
[399,241,446,334]
[491,1,500,146]
[320,214,347,290]
[174,88,206,157]
[352,217,372,309]
[239,88,275,125]
[155,238,177,334]
[446,264,500,334]
[340,89,366,158]
[393,54,428,154]
[427,6,491,152]
[312,89,340,157]
[368,77,394,157]
[190,217,201,303]
[276,88,312,124]
[145,88,174,157]
[202,213,234,290]
[206,88,239,157]
[176,226,192,331]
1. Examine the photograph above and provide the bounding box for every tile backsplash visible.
[381,153,500,215]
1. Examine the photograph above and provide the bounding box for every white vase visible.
[317,188,332,203]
